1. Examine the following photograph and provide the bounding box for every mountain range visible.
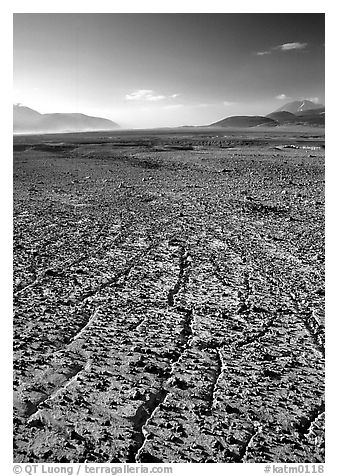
[13,100,324,133]
[209,100,324,128]
[274,99,323,114]
[13,104,120,134]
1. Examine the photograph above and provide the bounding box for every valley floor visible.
[13,131,325,463]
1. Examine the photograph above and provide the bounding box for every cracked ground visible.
[13,130,325,463]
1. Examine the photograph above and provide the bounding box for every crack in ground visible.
[128,390,168,463]
[15,249,154,421]
[302,310,325,357]
[295,402,325,439]
[210,347,224,410]
[289,294,325,357]
[305,411,325,441]
[177,307,194,346]
[60,245,155,345]
[67,307,101,344]
[26,361,91,421]
[236,315,275,348]
[13,248,113,299]
[120,240,193,463]
[16,240,164,434]
[68,262,134,305]
[167,246,191,306]
[13,227,145,298]
[240,423,263,462]
[14,232,116,297]
[70,239,156,306]
[129,306,194,463]
[14,275,40,298]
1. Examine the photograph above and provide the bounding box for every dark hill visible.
[266,111,297,124]
[209,115,278,128]
[294,111,325,126]
[295,107,325,116]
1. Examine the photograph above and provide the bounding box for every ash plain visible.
[13,128,325,463]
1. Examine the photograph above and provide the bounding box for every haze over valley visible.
[14,99,324,133]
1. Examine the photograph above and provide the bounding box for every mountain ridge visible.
[13,104,120,133]
[209,116,278,128]
[274,99,324,114]
[207,100,324,128]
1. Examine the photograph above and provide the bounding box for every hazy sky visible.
[13,13,325,128]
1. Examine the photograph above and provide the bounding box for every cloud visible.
[305,97,319,104]
[256,42,308,56]
[275,42,307,51]
[276,94,289,100]
[163,104,184,110]
[125,89,179,102]
[125,90,165,101]
[191,101,235,108]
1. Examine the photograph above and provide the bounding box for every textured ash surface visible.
[13,130,325,463]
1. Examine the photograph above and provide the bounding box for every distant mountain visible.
[274,100,324,114]
[13,104,119,133]
[209,115,278,128]
[207,100,325,129]
[266,103,325,126]
[14,105,43,130]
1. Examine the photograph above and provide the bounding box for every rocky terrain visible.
[13,129,325,463]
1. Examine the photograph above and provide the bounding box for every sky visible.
[13,13,325,128]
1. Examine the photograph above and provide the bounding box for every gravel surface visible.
[13,131,325,463]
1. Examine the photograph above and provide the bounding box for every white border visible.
[2,3,336,475]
